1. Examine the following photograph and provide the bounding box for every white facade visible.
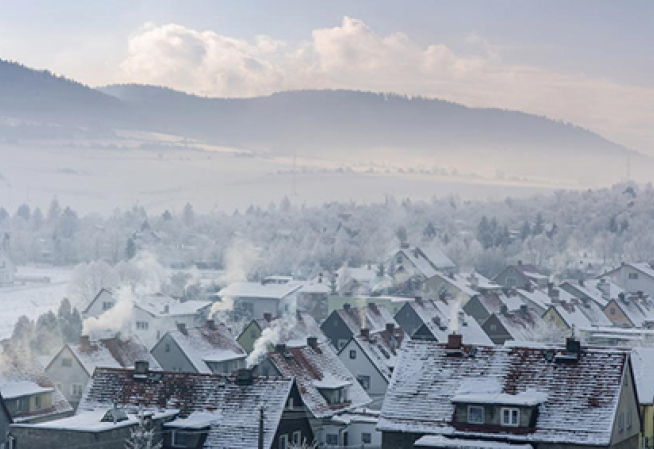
[338,339,388,410]
[606,263,654,297]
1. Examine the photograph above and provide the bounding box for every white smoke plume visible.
[220,237,260,285]
[82,286,136,339]
[247,294,299,367]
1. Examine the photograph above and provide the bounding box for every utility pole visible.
[258,406,265,449]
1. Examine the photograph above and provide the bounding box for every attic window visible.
[629,273,639,280]
[467,405,484,424]
[501,408,520,427]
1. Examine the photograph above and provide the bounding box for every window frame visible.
[362,432,372,444]
[325,433,339,446]
[467,405,485,424]
[501,407,520,427]
[172,430,189,447]
[349,349,357,359]
[292,431,302,445]
[278,434,288,449]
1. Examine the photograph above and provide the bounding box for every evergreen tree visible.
[126,237,137,259]
[533,213,545,235]
[423,222,437,241]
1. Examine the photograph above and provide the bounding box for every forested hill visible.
[99,84,636,157]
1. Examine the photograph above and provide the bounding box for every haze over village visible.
[1,1,654,448]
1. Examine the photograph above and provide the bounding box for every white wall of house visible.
[83,290,115,319]
[338,339,388,410]
[318,419,380,448]
[607,266,654,297]
[45,347,89,409]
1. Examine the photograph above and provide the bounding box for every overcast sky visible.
[1,0,653,152]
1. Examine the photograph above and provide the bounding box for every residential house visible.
[257,339,372,447]
[395,298,493,346]
[217,276,304,321]
[423,271,502,304]
[514,287,554,315]
[493,261,549,290]
[543,298,612,334]
[463,291,527,325]
[378,337,640,449]
[57,364,314,449]
[602,262,654,297]
[390,245,456,295]
[329,409,382,448]
[0,393,12,448]
[238,311,327,354]
[84,289,212,348]
[297,277,331,321]
[0,248,15,286]
[151,319,247,374]
[0,348,73,424]
[605,293,654,328]
[320,303,399,350]
[46,335,160,410]
[560,278,624,308]
[481,305,551,345]
[328,295,412,316]
[333,264,379,296]
[338,324,406,409]
[632,347,654,449]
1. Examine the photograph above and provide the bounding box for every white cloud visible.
[119,17,654,151]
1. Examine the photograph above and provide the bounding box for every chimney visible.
[177,322,187,335]
[343,303,351,311]
[385,323,395,334]
[415,296,423,304]
[520,304,529,316]
[206,319,216,330]
[565,337,582,359]
[446,333,463,350]
[263,313,273,322]
[163,304,170,314]
[360,328,370,339]
[236,368,254,386]
[79,335,91,350]
[500,304,509,315]
[275,343,287,353]
[133,360,149,380]
[307,336,318,350]
[400,241,410,249]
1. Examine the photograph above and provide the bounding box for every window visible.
[172,431,189,447]
[506,277,517,287]
[501,408,519,427]
[71,383,84,397]
[278,434,288,449]
[349,350,357,359]
[34,395,42,409]
[627,409,633,430]
[618,412,625,433]
[292,431,302,445]
[357,375,371,390]
[490,324,498,332]
[15,398,27,413]
[165,343,171,353]
[610,308,616,316]
[629,273,639,280]
[136,321,149,331]
[362,433,372,444]
[396,256,402,264]
[467,405,484,424]
[62,358,72,367]
[102,301,113,310]
[326,434,338,446]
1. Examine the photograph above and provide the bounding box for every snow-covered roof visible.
[349,327,407,381]
[218,281,303,300]
[164,321,246,373]
[134,293,211,317]
[610,295,654,327]
[632,347,654,405]
[379,340,629,446]
[415,435,532,449]
[250,312,327,348]
[266,341,371,418]
[397,246,456,279]
[409,299,493,346]
[333,303,398,335]
[515,289,552,312]
[63,337,161,376]
[492,308,549,342]
[0,381,53,400]
[561,279,623,308]
[79,367,294,449]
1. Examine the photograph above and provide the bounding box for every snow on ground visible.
[0,266,72,340]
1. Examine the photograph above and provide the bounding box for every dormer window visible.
[501,408,520,427]
[467,405,484,424]
[315,377,351,405]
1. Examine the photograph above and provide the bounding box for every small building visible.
[423,271,502,304]
[333,264,379,296]
[602,262,654,297]
[604,294,654,328]
[493,262,549,291]
[378,337,640,449]
[560,278,623,308]
[463,292,527,325]
[217,277,304,321]
[481,305,551,345]
[543,299,612,334]
[151,319,246,374]
[389,245,456,295]
[338,324,406,409]
[320,303,399,350]
[237,311,327,354]
[257,339,372,447]
[45,335,161,409]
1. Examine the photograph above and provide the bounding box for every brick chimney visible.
[415,296,423,304]
[385,323,395,334]
[446,333,463,350]
[206,319,216,330]
[263,313,273,322]
[236,368,254,386]
[307,336,318,350]
[343,303,351,311]
[360,328,370,339]
[79,335,91,350]
[177,322,187,335]
[275,343,287,353]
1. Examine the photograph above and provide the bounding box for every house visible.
[0,247,15,286]
[423,271,502,304]
[543,298,612,333]
[378,336,640,449]
[602,262,654,297]
[0,347,73,424]
[237,311,327,354]
[604,293,654,328]
[329,408,382,448]
[333,264,379,296]
[493,261,549,290]
[395,298,493,346]
[632,347,654,449]
[560,278,624,308]
[151,319,247,374]
[217,277,304,321]
[337,324,406,409]
[390,245,456,294]
[481,305,551,345]
[320,303,399,350]
[463,292,526,325]
[514,287,554,315]
[257,339,372,447]
[46,335,160,409]
[84,289,212,348]
[0,394,12,448]
[66,364,314,449]
[297,277,331,320]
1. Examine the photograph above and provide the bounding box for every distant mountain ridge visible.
[0,58,638,159]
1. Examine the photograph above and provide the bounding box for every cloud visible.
[119,17,654,151]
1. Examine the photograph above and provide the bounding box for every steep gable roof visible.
[79,367,293,449]
[379,340,629,446]
[632,347,654,406]
[218,281,303,300]
[397,246,455,279]
[247,312,328,348]
[265,341,371,418]
[609,295,654,327]
[334,303,398,335]
[491,307,549,342]
[348,327,407,381]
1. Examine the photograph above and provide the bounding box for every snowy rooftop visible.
[0,381,53,400]
[379,340,629,446]
[251,312,327,348]
[135,293,211,317]
[632,347,654,405]
[399,246,455,279]
[350,327,407,380]
[334,303,398,336]
[218,281,304,299]
[79,367,294,449]
[63,336,161,376]
[493,307,549,341]
[266,341,371,418]
[164,321,246,373]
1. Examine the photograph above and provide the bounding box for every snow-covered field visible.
[0,266,72,340]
